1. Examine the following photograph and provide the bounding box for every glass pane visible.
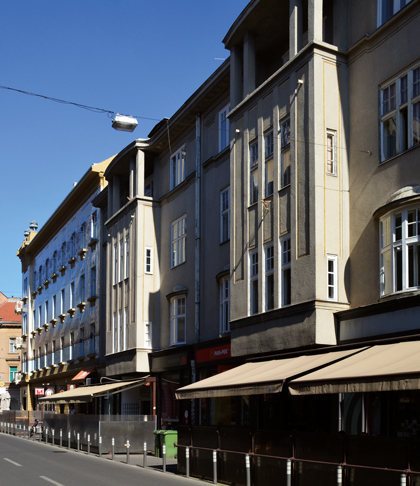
[409,245,414,287]
[380,250,391,296]
[408,210,417,237]
[413,67,420,98]
[283,268,291,305]
[395,246,403,291]
[381,217,390,248]
[413,101,420,146]
[395,213,402,241]
[265,158,274,196]
[252,279,258,314]
[383,116,397,160]
[250,168,258,204]
[266,274,274,310]
[177,317,185,343]
[400,75,408,104]
[282,149,291,186]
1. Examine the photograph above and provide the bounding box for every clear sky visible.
[0,0,248,298]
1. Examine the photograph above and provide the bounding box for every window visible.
[70,333,74,360]
[23,277,28,297]
[9,366,17,383]
[249,141,259,204]
[80,223,86,250]
[124,308,129,350]
[145,247,153,274]
[9,338,17,353]
[52,252,57,274]
[38,305,41,328]
[44,300,48,323]
[38,347,41,369]
[113,313,117,353]
[79,274,85,302]
[33,270,36,291]
[281,236,291,306]
[327,255,338,300]
[280,118,291,187]
[326,130,337,175]
[60,337,64,363]
[90,266,97,296]
[22,314,27,335]
[61,242,66,267]
[60,288,65,314]
[265,130,274,197]
[79,329,84,358]
[380,64,420,162]
[52,294,56,318]
[44,344,48,368]
[119,240,124,282]
[380,206,420,296]
[70,233,75,258]
[250,250,259,315]
[70,282,75,308]
[52,341,55,366]
[145,321,152,348]
[125,235,130,278]
[91,211,98,240]
[144,181,153,197]
[38,266,42,287]
[170,146,186,189]
[118,310,123,353]
[220,187,230,243]
[171,215,187,267]
[220,277,230,333]
[265,245,274,311]
[170,296,186,345]
[378,0,412,26]
[219,104,230,152]
[113,243,118,285]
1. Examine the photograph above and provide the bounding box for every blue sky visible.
[0,1,248,298]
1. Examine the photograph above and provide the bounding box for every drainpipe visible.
[195,114,201,344]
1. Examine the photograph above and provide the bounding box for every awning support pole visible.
[99,436,102,457]
[213,450,217,484]
[245,454,251,486]
[337,465,342,486]
[286,459,292,486]
[401,473,407,486]
[186,447,190,478]
[143,441,147,468]
[87,434,90,455]
[163,443,166,472]
[112,437,115,460]
[59,429,62,448]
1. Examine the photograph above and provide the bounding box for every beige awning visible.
[289,341,420,395]
[39,380,145,404]
[175,349,364,399]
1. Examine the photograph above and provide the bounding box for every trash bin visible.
[154,430,178,459]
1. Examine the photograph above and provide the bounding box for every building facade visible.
[16,158,112,412]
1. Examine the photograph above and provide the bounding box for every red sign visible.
[196,344,231,363]
[35,388,44,396]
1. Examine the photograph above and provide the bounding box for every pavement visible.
[100,451,178,474]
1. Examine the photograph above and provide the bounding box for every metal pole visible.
[59,429,62,448]
[87,434,90,455]
[286,459,292,486]
[401,473,407,486]
[162,443,166,473]
[245,453,251,486]
[143,441,147,468]
[112,437,115,461]
[186,447,190,478]
[213,450,217,485]
[99,436,102,458]
[126,440,130,464]
[52,429,55,446]
[38,426,41,443]
[337,466,342,486]
[68,431,71,450]
[77,433,80,452]
[45,427,48,444]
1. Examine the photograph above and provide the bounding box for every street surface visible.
[0,433,189,486]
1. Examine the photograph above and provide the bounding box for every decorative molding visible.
[59,265,67,276]
[68,257,76,268]
[88,238,98,251]
[68,308,76,318]
[58,313,67,323]
[77,302,87,313]
[78,248,88,260]
[51,272,58,283]
[87,295,98,307]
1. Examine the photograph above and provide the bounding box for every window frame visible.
[171,215,187,268]
[219,104,230,152]
[220,187,230,243]
[170,145,186,190]
[265,244,275,311]
[281,235,291,307]
[249,140,259,205]
[145,247,153,274]
[280,117,291,188]
[170,296,186,345]
[377,0,412,27]
[220,276,230,333]
[249,249,259,315]
[9,338,17,354]
[327,255,338,301]
[326,130,337,176]
[264,129,274,197]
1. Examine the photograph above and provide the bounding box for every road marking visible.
[3,458,22,467]
[40,477,65,486]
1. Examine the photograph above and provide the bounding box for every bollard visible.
[337,466,342,486]
[286,459,292,486]
[245,454,251,486]
[68,431,71,450]
[112,437,115,461]
[45,427,48,444]
[60,429,62,448]
[87,434,90,455]
[401,473,407,486]
[99,436,102,457]
[213,450,217,485]
[38,426,41,443]
[24,426,26,439]
[186,447,190,478]
[126,439,130,464]
[143,442,147,468]
[52,429,55,446]
[163,443,166,473]
[77,433,80,452]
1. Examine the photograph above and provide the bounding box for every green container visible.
[154,430,178,459]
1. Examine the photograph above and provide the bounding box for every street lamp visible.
[112,114,138,132]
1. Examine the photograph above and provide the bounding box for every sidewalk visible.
[101,451,178,474]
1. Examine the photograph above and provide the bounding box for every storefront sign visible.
[35,388,44,396]
[45,386,55,396]
[196,344,231,363]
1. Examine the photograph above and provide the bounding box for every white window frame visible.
[380,205,420,296]
[249,140,259,205]
[219,104,230,152]
[171,215,187,268]
[70,333,74,361]
[326,130,337,176]
[280,117,291,188]
[327,255,338,301]
[91,210,98,240]
[113,243,118,285]
[52,294,56,319]
[118,310,123,353]
[119,239,124,282]
[170,296,186,345]
[265,244,275,311]
[125,235,130,279]
[145,247,153,274]
[52,340,55,366]
[113,313,117,353]
[44,300,48,324]
[9,338,17,354]
[144,321,152,349]
[60,336,64,363]
[377,0,411,27]
[60,288,65,314]
[70,281,75,308]
[265,129,274,197]
[170,146,186,190]
[281,235,291,307]
[220,276,230,333]
[124,307,129,350]
[220,187,230,243]
[249,249,259,315]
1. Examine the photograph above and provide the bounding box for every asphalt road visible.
[0,433,190,486]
